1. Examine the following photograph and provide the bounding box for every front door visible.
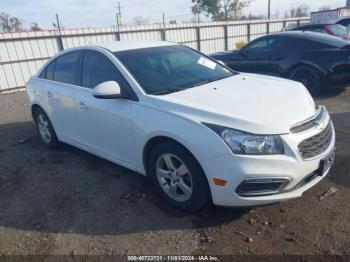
[74,50,135,167]
[231,36,283,76]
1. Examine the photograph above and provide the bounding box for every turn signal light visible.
[213,178,227,186]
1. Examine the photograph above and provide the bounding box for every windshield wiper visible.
[191,75,232,88]
[151,86,192,95]
[150,75,233,95]
[191,79,212,87]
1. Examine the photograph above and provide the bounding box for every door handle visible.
[47,91,53,98]
[79,101,88,110]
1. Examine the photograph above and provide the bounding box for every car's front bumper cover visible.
[199,115,336,207]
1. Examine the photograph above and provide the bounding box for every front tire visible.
[148,142,210,212]
[289,66,322,95]
[34,108,59,148]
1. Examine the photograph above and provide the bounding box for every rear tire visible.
[289,66,322,95]
[148,141,210,212]
[34,108,59,148]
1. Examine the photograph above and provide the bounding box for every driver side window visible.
[246,37,281,53]
[81,50,129,90]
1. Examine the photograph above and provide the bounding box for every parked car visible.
[334,16,350,27]
[26,41,335,211]
[211,31,350,94]
[291,24,349,40]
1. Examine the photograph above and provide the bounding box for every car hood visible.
[211,50,239,57]
[149,73,316,134]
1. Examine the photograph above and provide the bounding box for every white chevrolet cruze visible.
[26,41,336,211]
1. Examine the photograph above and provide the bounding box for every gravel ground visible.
[0,88,349,256]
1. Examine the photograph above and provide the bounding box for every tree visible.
[0,12,22,32]
[30,22,41,31]
[319,6,331,11]
[134,16,150,25]
[287,5,310,18]
[191,0,252,21]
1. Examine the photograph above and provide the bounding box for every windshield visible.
[327,25,347,38]
[114,45,235,95]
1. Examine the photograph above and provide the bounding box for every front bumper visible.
[200,113,336,207]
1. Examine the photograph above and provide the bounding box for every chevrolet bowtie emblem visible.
[315,121,325,131]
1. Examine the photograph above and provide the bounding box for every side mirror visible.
[93,81,121,99]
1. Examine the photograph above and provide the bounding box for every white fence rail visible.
[0,17,309,93]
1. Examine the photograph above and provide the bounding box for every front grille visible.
[290,107,324,133]
[298,122,333,159]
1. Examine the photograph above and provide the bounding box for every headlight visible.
[204,123,284,155]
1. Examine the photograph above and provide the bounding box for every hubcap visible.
[156,153,193,202]
[37,114,51,144]
[293,70,316,91]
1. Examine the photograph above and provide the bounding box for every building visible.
[347,0,350,8]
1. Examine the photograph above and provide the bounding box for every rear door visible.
[229,36,284,76]
[39,50,83,141]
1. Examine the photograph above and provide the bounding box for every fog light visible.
[236,177,291,197]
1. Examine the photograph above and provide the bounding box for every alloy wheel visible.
[155,153,193,202]
[293,70,316,91]
[37,113,52,144]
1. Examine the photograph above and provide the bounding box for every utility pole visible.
[161,12,166,41]
[55,14,64,51]
[116,1,122,30]
[118,1,122,26]
[268,0,271,19]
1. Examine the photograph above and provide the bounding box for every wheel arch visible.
[31,104,43,119]
[288,62,325,78]
[142,136,204,178]
[142,135,213,204]
[30,104,58,134]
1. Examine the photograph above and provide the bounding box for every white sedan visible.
[26,41,336,211]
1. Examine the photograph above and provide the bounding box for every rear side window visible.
[53,51,81,85]
[46,61,55,80]
[39,60,55,80]
[81,50,128,89]
[245,37,285,53]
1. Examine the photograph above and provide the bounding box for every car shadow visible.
[1,109,349,236]
[0,121,248,236]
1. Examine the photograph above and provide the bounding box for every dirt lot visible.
[0,88,349,256]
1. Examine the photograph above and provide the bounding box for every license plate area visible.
[318,148,336,176]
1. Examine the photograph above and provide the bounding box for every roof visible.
[292,24,331,30]
[96,40,177,52]
[268,31,349,47]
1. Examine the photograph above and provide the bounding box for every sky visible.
[0,0,347,29]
